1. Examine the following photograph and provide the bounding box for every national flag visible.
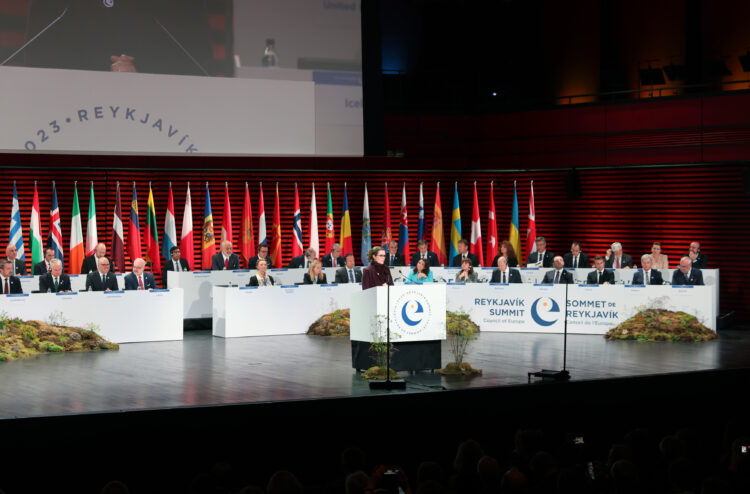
[180,183,195,270]
[48,182,64,269]
[201,183,216,269]
[526,180,537,260]
[86,182,98,257]
[486,181,498,264]
[470,182,484,267]
[270,183,282,268]
[324,183,335,255]
[397,183,410,260]
[417,182,425,242]
[145,183,161,274]
[221,182,233,246]
[240,182,255,263]
[509,181,521,260]
[69,183,84,274]
[449,183,462,260]
[340,183,353,255]
[308,183,319,257]
[162,183,177,261]
[111,181,125,272]
[9,181,25,262]
[429,183,447,266]
[360,183,371,265]
[127,182,142,261]
[258,183,267,247]
[292,183,303,257]
[381,182,392,247]
[30,182,43,266]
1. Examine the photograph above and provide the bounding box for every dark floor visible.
[1,329,749,419]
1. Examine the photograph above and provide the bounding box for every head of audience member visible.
[611,242,623,256]
[344,253,355,269]
[43,247,55,263]
[387,241,398,255]
[416,461,443,487]
[305,247,317,261]
[453,439,484,477]
[501,240,516,260]
[477,456,501,493]
[267,471,303,494]
[460,257,473,274]
[679,256,692,275]
[369,247,386,265]
[132,258,145,275]
[689,241,700,255]
[258,243,269,259]
[500,468,527,494]
[553,256,564,270]
[257,258,268,276]
[95,242,107,259]
[308,259,324,281]
[97,256,111,275]
[341,446,367,475]
[417,239,428,254]
[594,255,605,271]
[414,258,430,274]
[170,246,181,261]
[50,259,63,278]
[331,243,342,259]
[221,240,232,256]
[610,459,639,494]
[458,239,470,255]
[535,236,547,253]
[570,241,581,257]
[5,244,17,261]
[651,242,662,257]
[345,472,369,494]
[99,480,131,494]
[496,256,508,272]
[0,260,12,278]
[640,254,653,272]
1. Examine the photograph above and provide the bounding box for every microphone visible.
[1,8,68,66]
[153,17,210,76]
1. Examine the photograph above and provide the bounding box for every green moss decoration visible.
[604,309,718,342]
[435,362,483,376]
[307,309,351,336]
[361,366,401,380]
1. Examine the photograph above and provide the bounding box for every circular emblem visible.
[392,290,432,336]
[103,0,114,7]
[531,297,560,327]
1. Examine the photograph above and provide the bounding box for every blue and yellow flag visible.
[449,183,462,260]
[509,181,521,258]
[201,183,216,269]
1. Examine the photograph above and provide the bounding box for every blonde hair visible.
[308,259,324,281]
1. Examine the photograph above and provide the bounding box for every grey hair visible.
[50,259,63,268]
[611,242,623,251]
[641,254,653,263]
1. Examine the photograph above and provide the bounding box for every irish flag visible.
[69,183,85,274]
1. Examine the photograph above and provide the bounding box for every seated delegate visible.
[455,258,479,283]
[247,259,275,286]
[303,260,328,284]
[407,258,433,283]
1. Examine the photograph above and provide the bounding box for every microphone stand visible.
[1,8,68,66]
[370,282,405,390]
[529,277,571,382]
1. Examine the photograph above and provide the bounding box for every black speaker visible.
[565,169,582,199]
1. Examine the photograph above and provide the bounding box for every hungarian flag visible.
[381,182,392,247]
[240,182,255,263]
[340,183,353,255]
[308,183,319,257]
[128,182,142,261]
[48,182,64,269]
[324,183,335,255]
[111,181,125,272]
[429,183,447,266]
[30,182,43,266]
[509,181,521,260]
[162,183,177,261]
[270,183,282,268]
[486,181,498,265]
[69,183,85,274]
[417,182,425,242]
[526,180,537,260]
[292,183,303,257]
[201,183,216,270]
[258,183,267,247]
[145,183,161,274]
[397,183,410,260]
[86,182,98,257]
[221,182,232,246]
[470,182,484,267]
[360,184,371,265]
[180,183,195,271]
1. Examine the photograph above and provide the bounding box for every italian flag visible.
[69,184,85,274]
[30,182,43,265]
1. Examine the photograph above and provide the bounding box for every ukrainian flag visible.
[509,181,521,257]
[449,183,462,260]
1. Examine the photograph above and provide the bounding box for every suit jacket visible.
[321,254,346,268]
[490,268,523,283]
[39,273,72,293]
[161,258,191,287]
[542,269,575,284]
[123,272,157,290]
[672,268,704,286]
[384,252,405,267]
[0,275,23,294]
[287,255,311,269]
[526,250,555,267]
[410,251,440,267]
[451,253,480,268]
[33,260,53,276]
[688,252,708,269]
[80,255,114,275]
[85,271,119,291]
[491,255,519,268]
[247,255,271,270]
[303,273,328,285]
[605,253,633,269]
[563,252,591,269]
[334,267,362,283]
[247,274,275,286]
[586,269,615,285]
[211,252,240,271]
[631,269,664,286]
[6,258,26,276]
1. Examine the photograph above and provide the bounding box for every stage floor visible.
[2,329,750,420]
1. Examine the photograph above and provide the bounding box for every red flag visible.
[111,181,125,272]
[429,183,447,266]
[470,182,484,267]
[486,181,498,264]
[292,183,303,257]
[380,182,392,247]
[526,180,537,260]
[221,182,233,246]
[127,182,142,262]
[270,183,282,268]
[240,182,255,263]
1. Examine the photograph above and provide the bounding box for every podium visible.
[350,284,447,372]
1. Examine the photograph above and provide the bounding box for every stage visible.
[2,329,749,420]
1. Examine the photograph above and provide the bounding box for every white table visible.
[0,289,184,343]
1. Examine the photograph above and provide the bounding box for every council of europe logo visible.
[530,297,560,327]
[392,290,432,336]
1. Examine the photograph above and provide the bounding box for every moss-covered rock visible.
[361,366,401,380]
[0,318,119,361]
[307,309,351,336]
[604,309,717,342]
[435,362,483,376]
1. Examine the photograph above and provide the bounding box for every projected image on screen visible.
[0,0,362,156]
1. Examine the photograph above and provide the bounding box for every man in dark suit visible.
[5,244,26,276]
[586,256,615,285]
[335,254,362,283]
[605,242,633,269]
[38,259,71,293]
[687,242,708,269]
[321,243,346,267]
[542,256,575,284]
[85,257,119,291]
[33,248,57,276]
[490,256,522,283]
[526,236,554,267]
[80,243,114,275]
[161,246,191,287]
[247,244,271,269]
[563,242,590,269]
[384,241,405,267]
[410,239,440,267]
[124,258,158,290]
[211,241,241,270]
[672,257,705,286]
[631,254,664,285]
[288,248,317,269]
[0,259,23,294]
[451,239,480,267]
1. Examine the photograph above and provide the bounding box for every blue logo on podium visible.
[401,300,424,326]
[531,297,560,326]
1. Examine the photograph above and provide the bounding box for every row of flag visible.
[8,180,539,271]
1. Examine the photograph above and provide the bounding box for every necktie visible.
[4,278,8,294]
[574,256,578,268]
[644,272,649,285]
[349,269,354,283]
[390,255,394,266]
[54,277,59,291]
[101,275,105,286]
[225,258,229,270]
[175,260,181,272]
[598,272,602,284]
[554,271,560,284]
[139,275,144,290]
[306,260,310,269]
[46,261,50,272]
[616,257,621,269]
[502,272,506,283]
